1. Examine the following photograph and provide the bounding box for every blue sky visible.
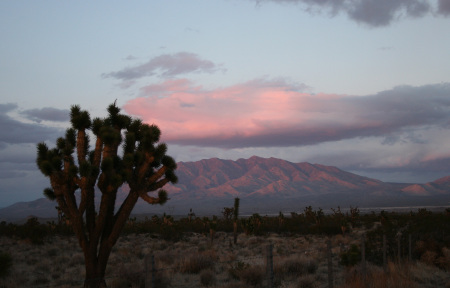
[1,0,450,207]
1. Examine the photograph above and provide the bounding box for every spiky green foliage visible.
[36,102,177,288]
[91,118,103,135]
[43,188,56,200]
[157,189,168,205]
[70,105,91,130]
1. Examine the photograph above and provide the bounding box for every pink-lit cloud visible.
[123,79,450,149]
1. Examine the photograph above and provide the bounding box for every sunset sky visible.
[1,0,450,207]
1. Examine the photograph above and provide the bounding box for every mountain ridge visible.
[1,156,449,221]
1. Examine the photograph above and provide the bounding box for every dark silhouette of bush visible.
[200,269,216,287]
[0,251,12,278]
[241,213,263,235]
[340,244,361,267]
[21,217,49,244]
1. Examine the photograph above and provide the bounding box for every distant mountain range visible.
[1,156,449,221]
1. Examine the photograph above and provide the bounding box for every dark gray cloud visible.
[438,0,450,16]
[347,0,429,26]
[0,104,68,206]
[348,156,450,183]
[343,84,450,130]
[254,0,441,27]
[0,167,49,207]
[0,144,38,165]
[0,104,67,205]
[0,170,27,179]
[103,52,224,81]
[124,55,137,61]
[0,103,62,147]
[20,107,69,123]
[0,103,17,113]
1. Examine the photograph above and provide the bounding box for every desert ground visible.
[1,219,449,288]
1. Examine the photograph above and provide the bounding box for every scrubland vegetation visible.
[0,207,449,287]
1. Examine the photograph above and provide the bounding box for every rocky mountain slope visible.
[1,156,449,221]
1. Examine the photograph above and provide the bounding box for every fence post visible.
[383,234,387,273]
[152,254,156,288]
[397,233,401,263]
[145,254,156,288]
[145,254,150,288]
[409,234,412,261]
[327,239,334,288]
[361,234,366,279]
[266,244,274,288]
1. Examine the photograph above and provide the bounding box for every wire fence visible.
[9,232,450,288]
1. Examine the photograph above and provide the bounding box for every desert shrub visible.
[340,244,361,267]
[241,213,263,236]
[420,250,438,266]
[228,260,264,286]
[155,252,175,266]
[276,255,318,277]
[112,264,169,288]
[10,217,50,244]
[51,272,60,280]
[228,261,250,280]
[200,269,216,287]
[32,276,49,286]
[339,264,418,288]
[297,274,317,288]
[222,283,249,288]
[439,247,450,270]
[116,263,145,287]
[68,253,85,266]
[46,248,58,257]
[159,223,183,242]
[26,257,38,265]
[360,210,450,268]
[238,265,264,287]
[151,271,171,288]
[179,252,215,274]
[0,251,13,278]
[414,239,450,270]
[318,220,343,236]
[0,221,15,238]
[109,278,131,288]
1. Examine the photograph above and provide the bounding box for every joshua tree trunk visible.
[233,221,238,244]
[84,262,107,288]
[83,241,116,288]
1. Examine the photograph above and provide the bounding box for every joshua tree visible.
[188,208,195,222]
[222,206,234,222]
[36,103,177,288]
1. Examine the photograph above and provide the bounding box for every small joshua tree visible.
[222,207,234,222]
[36,103,177,288]
[188,208,195,222]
